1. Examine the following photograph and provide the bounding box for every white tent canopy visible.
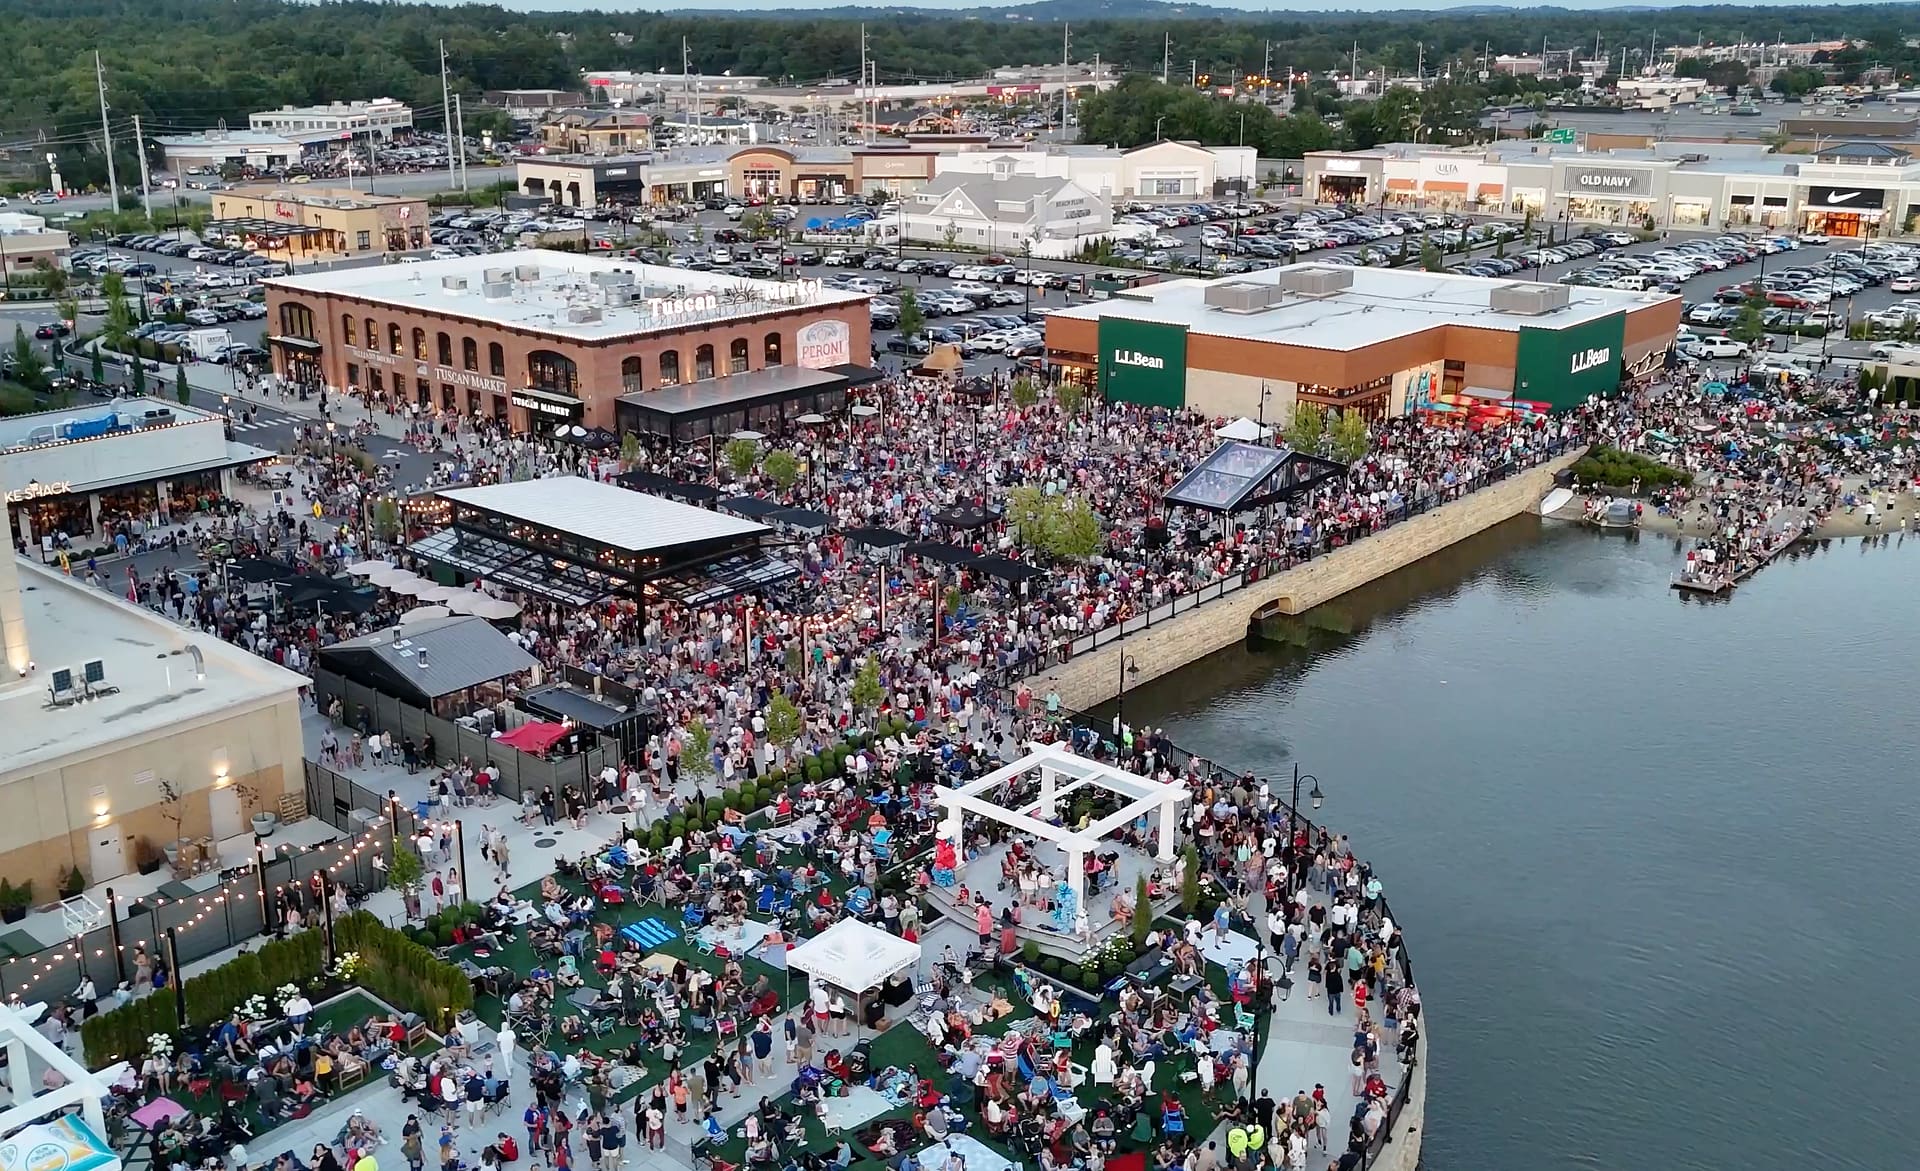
[786,918,920,994]
[1214,417,1273,442]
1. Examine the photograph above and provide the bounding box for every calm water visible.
[1118,518,1920,1171]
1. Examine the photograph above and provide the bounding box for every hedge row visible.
[81,929,325,1067]
[336,909,474,1031]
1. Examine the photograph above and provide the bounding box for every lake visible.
[1117,516,1920,1171]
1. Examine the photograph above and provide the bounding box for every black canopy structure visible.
[931,505,1001,531]
[842,526,911,549]
[281,576,380,614]
[969,555,1047,584]
[615,364,881,443]
[718,495,787,520]
[225,556,304,585]
[902,541,979,567]
[768,507,831,531]
[557,425,620,451]
[615,470,680,495]
[1163,442,1347,515]
[316,614,538,708]
[674,481,722,504]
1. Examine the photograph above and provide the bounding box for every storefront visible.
[1800,184,1889,238]
[1313,156,1374,204]
[1561,164,1661,226]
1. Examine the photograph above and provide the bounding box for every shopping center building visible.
[1043,265,1678,420]
[1304,139,1920,236]
[262,250,875,432]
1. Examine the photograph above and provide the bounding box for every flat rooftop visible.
[438,477,769,553]
[0,396,216,452]
[268,249,867,342]
[1050,265,1671,352]
[0,561,307,780]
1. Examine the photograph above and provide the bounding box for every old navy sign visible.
[1567,168,1650,198]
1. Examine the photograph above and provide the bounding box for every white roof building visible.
[902,169,1112,252]
[250,98,413,141]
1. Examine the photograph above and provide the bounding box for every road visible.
[39,166,516,215]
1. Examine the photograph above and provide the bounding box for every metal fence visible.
[312,667,618,803]
[0,828,390,1004]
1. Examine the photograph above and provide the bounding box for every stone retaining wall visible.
[1028,449,1583,710]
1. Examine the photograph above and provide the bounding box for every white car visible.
[1798,232,1831,245]
[1896,275,1920,294]
[823,250,850,265]
[1696,336,1748,358]
[948,280,994,299]
[723,205,747,220]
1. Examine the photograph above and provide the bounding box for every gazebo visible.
[0,1001,121,1171]
[786,918,922,1035]
[934,743,1189,941]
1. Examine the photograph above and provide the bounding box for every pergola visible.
[935,743,1188,938]
[0,1000,119,1167]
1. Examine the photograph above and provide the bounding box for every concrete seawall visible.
[1029,448,1584,710]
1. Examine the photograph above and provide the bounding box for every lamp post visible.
[1113,653,1138,741]
[1287,761,1323,894]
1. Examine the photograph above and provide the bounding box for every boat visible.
[1539,486,1575,516]
[1582,498,1641,531]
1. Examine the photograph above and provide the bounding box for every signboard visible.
[797,319,852,369]
[1545,127,1576,144]
[1805,185,1885,211]
[1097,317,1188,409]
[1564,167,1651,199]
[1514,311,1626,410]
[511,392,581,418]
[4,481,71,503]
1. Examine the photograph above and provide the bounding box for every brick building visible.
[263,250,873,434]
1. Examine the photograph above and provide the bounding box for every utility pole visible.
[94,52,120,213]
[683,36,694,140]
[454,93,468,192]
[1263,40,1272,92]
[859,24,870,144]
[1061,24,1071,132]
[439,39,456,191]
[131,113,152,220]
[1163,34,1170,85]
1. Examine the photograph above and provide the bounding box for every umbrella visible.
[469,596,522,620]
[553,423,570,438]
[795,412,828,424]
[365,567,418,588]
[850,404,879,417]
[345,559,392,576]
[415,585,464,603]
[570,425,588,438]
[731,429,766,441]
[387,577,433,596]
[399,604,452,625]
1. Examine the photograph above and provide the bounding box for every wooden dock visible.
[1670,508,1810,595]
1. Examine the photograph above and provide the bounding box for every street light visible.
[1113,653,1138,740]
[1287,761,1324,893]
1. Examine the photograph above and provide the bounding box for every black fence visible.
[0,828,390,1004]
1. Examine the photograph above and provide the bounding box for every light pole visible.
[1113,653,1138,741]
[1287,762,1323,894]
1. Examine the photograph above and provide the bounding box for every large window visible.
[412,328,428,362]
[462,337,478,371]
[342,314,358,346]
[729,338,749,374]
[694,344,715,381]
[658,350,681,387]
[364,318,376,351]
[278,301,315,340]
[527,349,579,397]
[622,356,644,392]
[437,332,453,367]
[387,323,402,355]
[488,342,505,376]
[764,331,783,366]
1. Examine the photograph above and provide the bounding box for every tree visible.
[387,841,424,900]
[371,498,401,543]
[941,221,959,250]
[174,363,191,405]
[56,297,78,327]
[1131,874,1153,948]
[89,347,103,384]
[34,260,67,297]
[619,431,641,467]
[721,437,760,479]
[897,289,924,340]
[1286,402,1325,454]
[132,356,146,395]
[1005,485,1103,561]
[764,693,802,753]
[1331,408,1371,464]
[850,655,884,715]
[1179,843,1201,914]
[1055,380,1084,415]
[1419,239,1442,272]
[739,210,769,239]
[1010,375,1039,408]
[101,273,134,349]
[1729,291,1768,348]
[683,718,713,776]
[763,448,799,490]
[9,327,47,394]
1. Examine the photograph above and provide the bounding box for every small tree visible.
[1419,239,1442,272]
[683,718,713,776]
[1049,499,1103,560]
[763,449,800,490]
[1131,874,1153,948]
[387,841,424,899]
[1331,408,1371,464]
[897,289,924,340]
[850,656,885,715]
[101,273,134,348]
[9,327,47,394]
[619,431,641,467]
[1054,380,1084,415]
[132,356,146,395]
[56,296,78,327]
[1286,402,1325,454]
[175,363,191,406]
[721,437,760,479]
[1179,843,1201,914]
[1011,375,1039,408]
[942,220,959,250]
[90,347,104,384]
[1728,291,1768,348]
[157,780,185,845]
[371,498,401,543]
[764,694,802,755]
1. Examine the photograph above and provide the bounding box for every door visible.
[89,827,126,884]
[209,785,244,840]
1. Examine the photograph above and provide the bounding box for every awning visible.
[718,495,787,520]
[968,554,1046,584]
[498,721,571,754]
[1385,179,1417,192]
[786,917,921,994]
[268,335,322,351]
[931,506,999,531]
[615,470,680,494]
[1424,181,1469,194]
[842,526,911,549]
[767,507,831,531]
[902,541,978,567]
[1477,183,1505,196]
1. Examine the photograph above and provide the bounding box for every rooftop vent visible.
[1489,283,1571,316]
[565,305,603,324]
[441,276,469,293]
[1204,280,1287,313]
[602,288,638,308]
[513,263,542,282]
[589,270,634,289]
[482,267,514,285]
[1276,267,1354,298]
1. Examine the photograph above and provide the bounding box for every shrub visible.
[1079,966,1103,990]
[1061,963,1082,983]
[336,910,474,1031]
[1571,445,1692,491]
[805,762,824,784]
[1022,940,1041,966]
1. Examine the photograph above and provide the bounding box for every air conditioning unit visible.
[1204,280,1285,313]
[565,305,603,323]
[1277,267,1353,298]
[1490,283,1571,316]
[589,270,634,289]
[441,276,469,293]
[481,281,513,300]
[474,708,496,735]
[482,267,514,285]
[603,288,638,308]
[513,263,542,282]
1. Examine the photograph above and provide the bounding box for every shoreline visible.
[1564,489,1916,540]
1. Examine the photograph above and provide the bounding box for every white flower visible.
[331,951,363,980]
[147,1033,174,1058]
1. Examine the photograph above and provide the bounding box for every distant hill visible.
[664,0,1252,19]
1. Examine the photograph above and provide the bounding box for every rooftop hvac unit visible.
[481,280,513,300]
[474,708,496,735]
[482,267,514,284]
[1203,280,1286,313]
[1277,267,1353,298]
[514,263,542,282]
[589,270,635,288]
[441,276,469,293]
[566,305,604,323]
[1489,283,1571,316]
[603,288,638,308]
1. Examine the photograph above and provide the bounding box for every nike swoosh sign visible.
[1828,191,1861,204]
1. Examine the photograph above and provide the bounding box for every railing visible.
[974,439,1575,687]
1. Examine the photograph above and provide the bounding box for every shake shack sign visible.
[1098,317,1188,409]
[1565,167,1651,198]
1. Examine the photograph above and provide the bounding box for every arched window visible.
[462,337,478,371]
[437,332,453,367]
[364,318,376,351]
[412,328,428,362]
[527,349,579,397]
[621,356,644,392]
[342,314,357,346]
[658,350,681,387]
[277,301,315,339]
[728,338,749,374]
[387,323,402,355]
[694,344,715,381]
[488,342,505,376]
[763,331,783,366]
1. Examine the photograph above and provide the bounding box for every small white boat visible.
[1539,487,1575,516]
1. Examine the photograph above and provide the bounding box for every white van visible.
[181,327,235,363]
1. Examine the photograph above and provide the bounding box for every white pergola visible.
[935,743,1189,936]
[0,1001,119,1166]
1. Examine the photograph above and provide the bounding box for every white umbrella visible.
[570,425,588,438]
[443,591,483,615]
[387,577,433,596]
[470,596,522,620]
[345,559,392,576]
[795,412,828,425]
[731,429,765,441]
[553,423,570,438]
[415,585,464,603]
[398,604,451,625]
[850,404,879,417]
[365,567,416,588]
